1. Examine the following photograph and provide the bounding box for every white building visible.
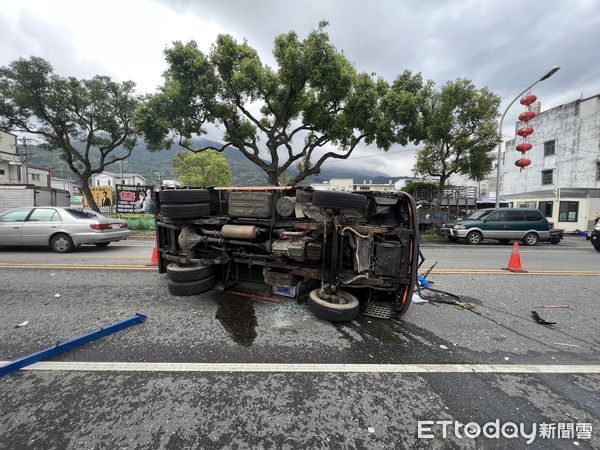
[51,177,78,192]
[90,170,148,187]
[310,178,398,192]
[498,93,600,231]
[26,165,52,188]
[0,131,22,184]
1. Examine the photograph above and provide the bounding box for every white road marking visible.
[1,362,599,374]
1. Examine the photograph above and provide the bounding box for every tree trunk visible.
[267,172,279,186]
[80,178,100,212]
[434,177,447,213]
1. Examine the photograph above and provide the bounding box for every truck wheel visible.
[167,275,215,296]
[159,189,209,204]
[167,263,213,282]
[312,191,367,210]
[307,288,360,322]
[50,233,74,253]
[161,203,211,219]
[522,232,539,246]
[466,231,482,245]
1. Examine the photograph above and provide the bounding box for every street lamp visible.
[494,66,560,208]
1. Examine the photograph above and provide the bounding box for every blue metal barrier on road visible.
[0,313,147,377]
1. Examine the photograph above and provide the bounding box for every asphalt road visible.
[0,238,598,448]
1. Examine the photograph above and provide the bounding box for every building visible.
[0,131,22,184]
[26,165,52,188]
[499,93,600,231]
[311,178,398,192]
[89,170,148,187]
[51,177,79,192]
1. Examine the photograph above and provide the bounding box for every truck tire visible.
[159,189,210,204]
[167,263,213,282]
[167,275,215,296]
[307,288,360,322]
[161,203,211,219]
[312,191,367,210]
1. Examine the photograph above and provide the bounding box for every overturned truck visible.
[155,187,420,322]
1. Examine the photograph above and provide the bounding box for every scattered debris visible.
[439,344,448,350]
[411,293,429,304]
[531,310,556,326]
[504,357,510,361]
[54,293,61,298]
[15,321,29,328]
[535,305,571,309]
[553,342,581,348]
[367,427,375,434]
[0,313,147,377]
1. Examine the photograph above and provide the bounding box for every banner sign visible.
[116,185,155,214]
[83,186,114,214]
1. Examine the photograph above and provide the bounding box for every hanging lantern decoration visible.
[515,92,537,172]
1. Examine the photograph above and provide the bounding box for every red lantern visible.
[516,142,533,152]
[518,110,536,121]
[520,94,537,106]
[517,126,534,137]
[515,158,531,168]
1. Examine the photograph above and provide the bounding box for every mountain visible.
[27,138,388,186]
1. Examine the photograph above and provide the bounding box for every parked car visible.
[0,207,130,253]
[155,187,419,322]
[591,224,600,252]
[440,208,550,245]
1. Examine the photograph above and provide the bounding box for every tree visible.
[136,22,428,186]
[173,150,232,186]
[413,79,500,210]
[0,57,140,211]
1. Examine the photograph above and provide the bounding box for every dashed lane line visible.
[1,361,598,374]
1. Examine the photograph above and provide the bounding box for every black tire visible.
[167,275,215,296]
[50,233,74,253]
[159,189,210,204]
[307,288,360,322]
[594,244,600,253]
[498,239,510,245]
[312,191,367,210]
[167,263,213,282]
[522,232,539,246]
[466,231,482,245]
[447,236,459,242]
[94,242,110,248]
[161,203,211,219]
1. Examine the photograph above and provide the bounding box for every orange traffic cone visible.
[502,242,527,273]
[148,238,159,267]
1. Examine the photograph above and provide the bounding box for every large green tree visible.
[413,79,500,210]
[0,57,140,211]
[136,22,429,186]
[173,150,232,186]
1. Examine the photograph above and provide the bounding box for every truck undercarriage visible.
[155,187,420,322]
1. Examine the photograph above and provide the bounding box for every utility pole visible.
[16,137,37,185]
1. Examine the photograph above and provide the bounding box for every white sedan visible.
[0,207,131,252]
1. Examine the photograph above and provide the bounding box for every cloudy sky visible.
[1,0,598,176]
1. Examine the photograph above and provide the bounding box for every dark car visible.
[154,187,419,322]
[440,208,550,245]
[591,224,600,252]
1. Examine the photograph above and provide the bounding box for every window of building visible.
[0,169,5,175]
[544,140,556,156]
[596,162,600,181]
[541,169,553,185]
[538,201,553,217]
[31,173,40,181]
[517,202,536,208]
[558,201,578,222]
[107,180,111,186]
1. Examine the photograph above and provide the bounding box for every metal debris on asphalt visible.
[15,321,29,328]
[531,310,557,326]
